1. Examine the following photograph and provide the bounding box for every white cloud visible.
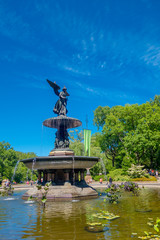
[142,45,160,67]
[60,65,91,76]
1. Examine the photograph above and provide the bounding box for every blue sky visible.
[0,0,160,156]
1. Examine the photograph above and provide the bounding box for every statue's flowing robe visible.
[53,91,68,115]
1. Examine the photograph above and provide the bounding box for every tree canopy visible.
[0,141,37,183]
[93,95,160,170]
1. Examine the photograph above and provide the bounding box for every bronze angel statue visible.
[47,79,70,116]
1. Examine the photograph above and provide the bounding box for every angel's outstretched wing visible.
[47,79,60,96]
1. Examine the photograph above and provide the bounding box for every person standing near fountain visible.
[47,79,69,116]
[108,176,113,187]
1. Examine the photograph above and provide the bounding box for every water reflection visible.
[0,189,160,239]
[22,201,101,240]
[0,191,37,240]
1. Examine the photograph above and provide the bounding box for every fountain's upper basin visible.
[43,116,82,129]
[21,156,99,170]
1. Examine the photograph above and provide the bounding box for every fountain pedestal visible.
[21,116,99,200]
[22,185,98,201]
[43,116,82,155]
[49,149,74,156]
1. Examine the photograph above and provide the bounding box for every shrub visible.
[93,175,106,181]
[131,176,157,181]
[121,181,140,195]
[127,164,149,178]
[108,169,130,181]
[112,175,130,181]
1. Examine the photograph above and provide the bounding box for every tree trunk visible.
[112,155,115,167]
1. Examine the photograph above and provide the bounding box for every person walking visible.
[99,178,103,184]
[108,177,113,187]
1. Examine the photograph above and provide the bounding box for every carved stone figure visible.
[55,128,69,149]
[47,79,69,116]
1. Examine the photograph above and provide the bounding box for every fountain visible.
[11,160,20,183]
[21,80,99,201]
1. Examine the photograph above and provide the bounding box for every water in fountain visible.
[40,124,44,155]
[100,158,107,181]
[26,168,29,181]
[11,160,20,182]
[72,156,75,185]
[31,157,36,181]
[1,188,160,239]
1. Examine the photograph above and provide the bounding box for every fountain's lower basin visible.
[22,184,98,201]
[21,155,99,201]
[21,156,98,170]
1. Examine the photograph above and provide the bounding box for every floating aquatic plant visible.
[104,181,141,204]
[122,181,140,196]
[92,211,120,221]
[136,218,160,239]
[105,184,121,204]
[85,210,120,233]
[36,182,52,207]
[27,196,33,201]
[0,184,14,196]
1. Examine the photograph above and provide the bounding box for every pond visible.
[0,187,160,240]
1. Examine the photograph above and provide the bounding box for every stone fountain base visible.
[21,155,99,201]
[22,183,98,201]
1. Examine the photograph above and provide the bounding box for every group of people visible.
[148,169,159,176]
[99,176,113,186]
[26,180,34,185]
[5,180,10,187]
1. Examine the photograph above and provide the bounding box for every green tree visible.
[69,130,110,176]
[0,141,37,183]
[124,102,160,167]
[94,105,126,167]
[0,142,17,180]
[15,151,37,182]
[69,130,84,155]
[89,133,112,176]
[94,96,160,170]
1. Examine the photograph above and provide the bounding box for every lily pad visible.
[88,222,102,226]
[92,212,120,221]
[132,233,137,236]
[147,222,154,226]
[92,213,120,220]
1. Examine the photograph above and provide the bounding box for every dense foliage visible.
[69,130,111,176]
[0,141,37,183]
[127,164,149,178]
[93,95,160,170]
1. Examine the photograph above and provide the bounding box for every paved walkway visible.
[1,181,160,191]
[0,184,34,191]
[89,180,160,189]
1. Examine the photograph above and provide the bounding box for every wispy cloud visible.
[1,0,160,104]
[142,45,160,67]
[60,65,91,76]
[73,81,142,105]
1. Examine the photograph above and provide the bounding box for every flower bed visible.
[131,176,157,181]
